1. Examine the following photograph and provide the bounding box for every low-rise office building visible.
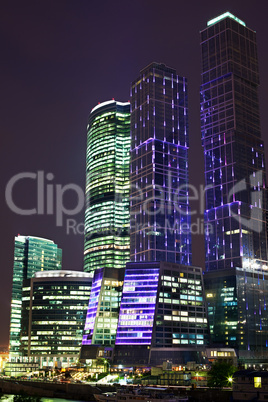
[80,267,124,361]
[4,361,39,377]
[233,370,268,401]
[20,270,92,368]
[114,261,209,366]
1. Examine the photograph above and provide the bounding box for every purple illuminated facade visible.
[111,63,208,366]
[130,63,191,265]
[201,12,268,358]
[82,267,124,348]
[114,262,209,365]
[200,12,267,271]
[115,267,159,345]
[82,269,104,346]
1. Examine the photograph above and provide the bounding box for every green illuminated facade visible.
[20,270,92,368]
[9,235,62,359]
[84,100,131,273]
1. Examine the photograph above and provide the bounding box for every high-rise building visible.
[9,235,62,359]
[107,63,208,366]
[130,63,191,265]
[20,270,92,368]
[84,100,131,273]
[81,64,209,367]
[114,261,209,365]
[200,12,268,358]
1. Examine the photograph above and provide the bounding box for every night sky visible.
[0,0,267,347]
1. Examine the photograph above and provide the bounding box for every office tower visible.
[81,267,124,351]
[20,270,92,369]
[9,235,62,359]
[114,261,208,365]
[200,12,268,357]
[84,100,131,273]
[130,63,191,265]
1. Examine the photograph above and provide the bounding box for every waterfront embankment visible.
[0,379,104,401]
[0,379,233,401]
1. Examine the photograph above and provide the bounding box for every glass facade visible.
[205,268,268,355]
[200,13,267,271]
[116,266,159,345]
[200,13,268,356]
[84,100,131,273]
[9,235,62,359]
[130,63,191,265]
[114,262,208,365]
[20,271,92,367]
[205,270,237,346]
[82,267,124,346]
[82,269,104,346]
[154,264,208,348]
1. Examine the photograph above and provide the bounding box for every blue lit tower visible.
[200,12,268,358]
[130,63,191,265]
[201,12,267,271]
[110,64,207,366]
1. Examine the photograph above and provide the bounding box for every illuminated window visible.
[254,377,261,388]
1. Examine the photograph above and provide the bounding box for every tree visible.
[96,357,110,373]
[207,361,237,388]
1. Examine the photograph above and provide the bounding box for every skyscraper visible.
[200,12,268,358]
[9,235,62,359]
[111,63,208,366]
[130,63,191,265]
[84,100,131,273]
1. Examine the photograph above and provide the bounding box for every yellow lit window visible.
[254,377,261,388]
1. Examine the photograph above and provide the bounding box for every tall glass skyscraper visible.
[130,63,191,265]
[84,100,131,273]
[9,235,62,358]
[200,12,268,358]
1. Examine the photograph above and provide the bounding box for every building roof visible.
[234,370,268,378]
